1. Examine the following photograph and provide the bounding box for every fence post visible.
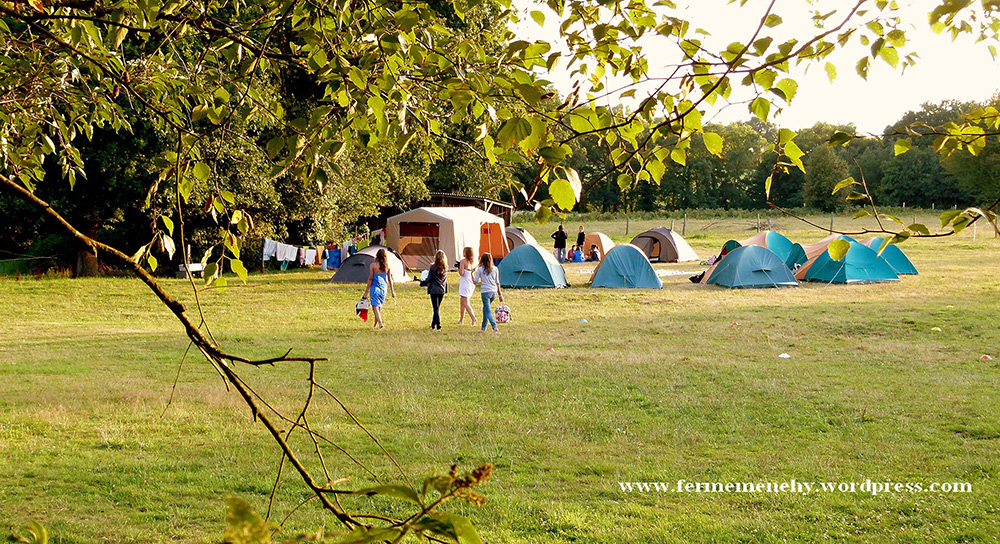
[683,214,687,236]
[830,212,834,232]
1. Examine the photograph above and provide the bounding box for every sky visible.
[513,0,1000,134]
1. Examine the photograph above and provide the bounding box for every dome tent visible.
[795,236,898,284]
[740,230,808,271]
[589,244,662,288]
[703,245,799,289]
[583,232,616,260]
[329,246,411,284]
[498,244,569,288]
[860,237,918,275]
[629,227,699,262]
[505,226,539,250]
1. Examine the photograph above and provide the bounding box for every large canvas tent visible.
[589,244,662,288]
[702,245,798,289]
[796,236,898,284]
[861,237,918,275]
[583,232,616,260]
[740,230,808,270]
[630,227,699,262]
[505,226,539,250]
[385,207,509,270]
[498,244,569,288]
[329,245,411,284]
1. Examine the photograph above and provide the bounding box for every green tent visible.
[796,237,899,284]
[861,237,918,275]
[499,244,569,288]
[705,245,798,289]
[589,244,662,288]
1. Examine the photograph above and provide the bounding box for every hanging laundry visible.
[262,238,279,261]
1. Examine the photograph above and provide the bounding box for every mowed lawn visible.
[2,213,999,543]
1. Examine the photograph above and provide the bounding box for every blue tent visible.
[589,244,662,288]
[740,230,807,270]
[704,245,798,289]
[861,237,918,275]
[796,237,899,284]
[499,244,569,288]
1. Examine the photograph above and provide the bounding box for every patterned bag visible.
[494,304,511,324]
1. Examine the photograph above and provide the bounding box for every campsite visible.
[3,211,999,543]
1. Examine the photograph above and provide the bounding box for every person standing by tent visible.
[457,246,477,326]
[576,225,586,249]
[474,252,503,334]
[551,225,568,263]
[421,250,448,331]
[362,248,395,329]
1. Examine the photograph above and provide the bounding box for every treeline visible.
[547,98,1000,214]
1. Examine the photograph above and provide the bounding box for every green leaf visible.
[907,223,930,236]
[763,14,782,27]
[749,97,770,121]
[894,139,911,156]
[416,512,483,544]
[148,255,158,272]
[496,118,533,149]
[778,128,797,145]
[533,202,552,224]
[530,10,545,25]
[852,210,871,219]
[266,136,284,159]
[702,132,723,157]
[940,209,963,227]
[203,263,219,284]
[549,177,577,211]
[193,162,211,182]
[220,190,236,205]
[783,141,804,172]
[764,174,772,199]
[338,527,404,544]
[352,484,422,505]
[952,215,972,234]
[160,216,174,235]
[827,239,850,261]
[670,147,687,166]
[223,497,276,544]
[617,174,632,190]
[824,62,837,82]
[876,236,891,256]
[539,145,571,165]
[832,177,858,195]
[828,131,853,147]
[231,259,248,284]
[889,231,912,245]
[11,521,47,544]
[774,78,798,103]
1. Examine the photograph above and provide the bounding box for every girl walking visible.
[422,250,448,331]
[362,248,396,329]
[457,246,477,325]
[474,252,503,334]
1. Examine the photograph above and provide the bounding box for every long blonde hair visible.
[463,246,474,262]
[479,252,493,274]
[433,250,447,274]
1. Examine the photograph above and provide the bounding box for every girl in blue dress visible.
[362,248,396,329]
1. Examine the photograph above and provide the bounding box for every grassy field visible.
[2,212,999,543]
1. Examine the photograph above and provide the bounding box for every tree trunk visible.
[75,217,100,277]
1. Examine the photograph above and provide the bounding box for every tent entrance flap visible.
[398,222,440,268]
[479,222,508,258]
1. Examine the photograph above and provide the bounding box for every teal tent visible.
[796,237,899,284]
[861,237,918,275]
[589,244,662,288]
[499,244,569,288]
[704,245,798,289]
[740,230,807,270]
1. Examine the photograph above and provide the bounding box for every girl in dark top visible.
[422,250,449,331]
[576,225,586,248]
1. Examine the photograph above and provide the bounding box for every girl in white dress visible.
[457,246,477,325]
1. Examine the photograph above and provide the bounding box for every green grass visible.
[2,213,999,543]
